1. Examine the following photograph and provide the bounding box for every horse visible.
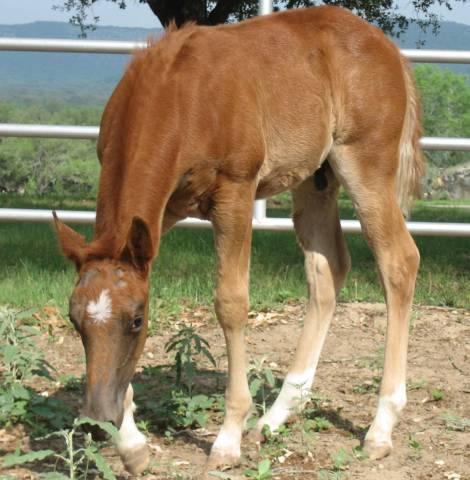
[53,5,424,475]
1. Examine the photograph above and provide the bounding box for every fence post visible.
[259,0,273,15]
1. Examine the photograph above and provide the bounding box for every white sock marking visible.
[86,289,112,324]
[258,367,314,432]
[117,401,146,452]
[212,425,242,459]
[367,383,407,445]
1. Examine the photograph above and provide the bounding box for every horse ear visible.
[120,216,154,274]
[52,211,87,271]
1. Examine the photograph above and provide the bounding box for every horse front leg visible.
[116,384,149,475]
[205,179,256,471]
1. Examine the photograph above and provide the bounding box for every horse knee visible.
[383,242,420,298]
[215,286,249,329]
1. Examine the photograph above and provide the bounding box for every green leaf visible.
[3,449,55,467]
[10,383,31,400]
[258,459,271,476]
[40,473,69,480]
[2,345,18,364]
[250,378,262,397]
[85,450,116,480]
[201,346,217,366]
[244,469,257,478]
[264,369,275,388]
[75,417,119,440]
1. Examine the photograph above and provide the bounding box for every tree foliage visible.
[0,102,100,196]
[414,65,470,169]
[56,0,468,37]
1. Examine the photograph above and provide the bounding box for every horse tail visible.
[396,56,426,216]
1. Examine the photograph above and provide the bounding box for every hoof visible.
[119,443,149,475]
[246,427,265,445]
[363,440,392,460]
[205,449,240,474]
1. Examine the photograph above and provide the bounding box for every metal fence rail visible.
[1,37,470,64]
[1,208,469,237]
[1,123,470,152]
[0,5,469,235]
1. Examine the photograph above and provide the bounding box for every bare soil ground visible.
[1,302,469,479]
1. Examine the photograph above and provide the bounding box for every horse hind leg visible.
[252,163,351,436]
[330,140,420,459]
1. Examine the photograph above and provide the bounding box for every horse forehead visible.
[79,264,130,286]
[86,289,113,324]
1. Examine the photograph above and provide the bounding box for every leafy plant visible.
[311,416,333,431]
[353,376,381,394]
[259,424,290,459]
[248,357,280,415]
[441,412,470,432]
[168,391,215,429]
[408,379,428,390]
[408,436,423,457]
[3,417,118,479]
[331,448,352,472]
[165,326,216,396]
[431,389,444,401]
[0,307,71,430]
[244,458,272,480]
[137,328,219,431]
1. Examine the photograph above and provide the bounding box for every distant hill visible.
[0,22,162,105]
[395,21,470,78]
[0,19,468,105]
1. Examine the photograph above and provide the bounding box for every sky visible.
[1,0,470,27]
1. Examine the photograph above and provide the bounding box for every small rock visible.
[147,352,154,359]
[435,459,445,466]
[444,472,461,480]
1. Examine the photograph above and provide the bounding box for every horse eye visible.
[131,316,143,332]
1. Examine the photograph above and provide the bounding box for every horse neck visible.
[92,156,178,260]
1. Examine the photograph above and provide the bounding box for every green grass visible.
[0,196,468,323]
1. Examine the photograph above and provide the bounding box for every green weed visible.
[353,376,381,394]
[165,326,216,396]
[408,379,428,390]
[408,437,423,457]
[3,417,118,480]
[331,448,352,471]
[248,357,280,416]
[431,389,445,401]
[441,412,470,431]
[244,458,272,480]
[0,306,73,433]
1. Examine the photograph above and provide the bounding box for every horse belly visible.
[256,138,333,199]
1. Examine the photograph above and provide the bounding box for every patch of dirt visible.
[1,302,469,479]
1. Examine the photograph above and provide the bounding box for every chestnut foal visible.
[54,6,424,475]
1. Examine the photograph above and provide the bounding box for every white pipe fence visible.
[0,2,469,236]
[2,208,469,236]
[1,123,469,152]
[1,37,470,64]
